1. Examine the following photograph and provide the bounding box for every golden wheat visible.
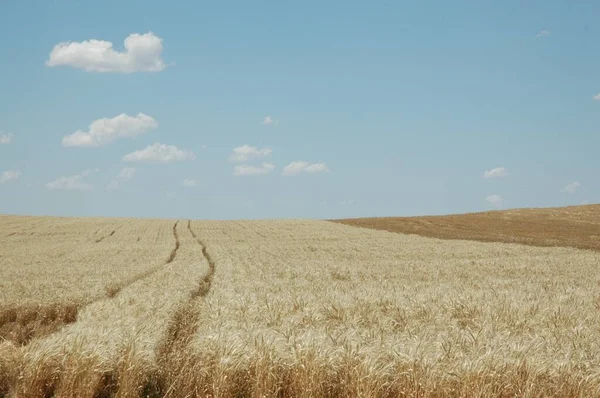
[0,216,174,307]
[171,220,600,397]
[0,216,177,346]
[9,221,210,397]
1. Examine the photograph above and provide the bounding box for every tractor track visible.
[94,220,214,397]
[104,221,181,298]
[151,220,216,397]
[94,226,122,243]
[187,220,216,297]
[166,221,181,264]
[3,219,47,238]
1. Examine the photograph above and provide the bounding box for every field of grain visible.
[1,209,600,397]
[0,216,176,345]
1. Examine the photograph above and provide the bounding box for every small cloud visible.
[46,168,98,191]
[562,181,581,194]
[183,178,199,187]
[107,167,136,191]
[261,116,278,125]
[282,161,330,176]
[47,32,167,73]
[166,191,177,198]
[340,199,355,205]
[62,113,157,147]
[581,200,590,205]
[229,145,272,162]
[124,143,195,163]
[201,144,207,149]
[233,162,275,176]
[485,194,504,209]
[593,93,600,101]
[484,167,508,179]
[535,29,551,39]
[0,170,20,184]
[0,133,13,145]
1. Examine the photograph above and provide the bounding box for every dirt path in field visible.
[104,221,181,298]
[187,220,216,296]
[333,204,600,252]
[166,221,181,263]
[154,220,216,397]
[94,227,120,243]
[0,221,182,346]
[2,219,46,238]
[94,223,126,243]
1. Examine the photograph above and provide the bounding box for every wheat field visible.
[1,211,600,397]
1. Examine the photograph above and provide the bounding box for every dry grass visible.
[1,211,600,397]
[333,204,600,252]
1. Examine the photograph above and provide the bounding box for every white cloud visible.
[485,194,504,209]
[183,178,199,187]
[262,116,278,125]
[562,181,581,194]
[484,167,508,179]
[581,200,590,205]
[107,167,136,191]
[282,161,330,176]
[229,145,272,162]
[0,133,13,144]
[47,32,166,73]
[233,162,275,176]
[62,113,157,147]
[124,143,195,163]
[0,170,20,184]
[535,29,551,39]
[46,169,98,191]
[340,199,355,205]
[593,93,600,101]
[166,191,177,198]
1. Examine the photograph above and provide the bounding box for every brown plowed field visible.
[334,204,600,252]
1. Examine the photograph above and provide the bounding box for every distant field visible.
[334,204,600,252]
[1,207,600,397]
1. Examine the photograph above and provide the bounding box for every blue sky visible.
[0,0,598,219]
